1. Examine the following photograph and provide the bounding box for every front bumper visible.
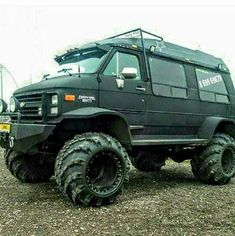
[0,122,56,153]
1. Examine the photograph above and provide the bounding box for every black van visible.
[0,28,234,206]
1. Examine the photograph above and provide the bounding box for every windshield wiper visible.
[57,68,72,76]
[42,74,50,80]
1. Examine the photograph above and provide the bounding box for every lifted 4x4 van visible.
[0,28,235,206]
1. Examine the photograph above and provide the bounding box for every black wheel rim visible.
[221,148,235,175]
[86,150,123,196]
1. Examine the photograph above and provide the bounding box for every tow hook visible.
[9,136,15,148]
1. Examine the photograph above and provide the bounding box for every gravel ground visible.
[0,150,235,236]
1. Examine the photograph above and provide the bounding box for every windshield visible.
[58,47,108,74]
[44,47,109,79]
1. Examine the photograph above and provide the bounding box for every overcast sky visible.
[1,1,235,100]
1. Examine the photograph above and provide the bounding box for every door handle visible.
[136,86,146,92]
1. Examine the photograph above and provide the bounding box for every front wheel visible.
[55,132,130,206]
[4,150,54,183]
[191,133,235,185]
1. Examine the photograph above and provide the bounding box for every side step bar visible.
[131,138,209,146]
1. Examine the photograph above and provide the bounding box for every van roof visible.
[58,28,229,73]
[95,37,229,72]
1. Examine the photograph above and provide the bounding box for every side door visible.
[146,56,195,137]
[98,49,146,125]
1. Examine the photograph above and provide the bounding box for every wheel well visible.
[215,121,235,139]
[198,117,235,140]
[51,114,132,151]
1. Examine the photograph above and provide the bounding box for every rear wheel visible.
[4,150,54,183]
[55,132,130,206]
[191,133,235,185]
[130,150,167,172]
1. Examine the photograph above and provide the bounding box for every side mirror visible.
[121,67,138,79]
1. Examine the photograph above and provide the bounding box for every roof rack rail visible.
[106,28,163,41]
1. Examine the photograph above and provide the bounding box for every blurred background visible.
[1,1,235,101]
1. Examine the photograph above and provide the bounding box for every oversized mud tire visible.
[191,133,235,185]
[55,132,130,207]
[4,150,54,183]
[130,151,167,172]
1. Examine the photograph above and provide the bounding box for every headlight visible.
[50,107,58,114]
[51,95,58,105]
[9,97,19,112]
[0,99,7,113]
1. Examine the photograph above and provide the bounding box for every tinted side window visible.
[103,52,141,79]
[149,57,187,98]
[196,68,229,103]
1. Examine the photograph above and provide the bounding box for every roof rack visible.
[107,28,163,41]
[107,28,164,80]
[56,28,228,74]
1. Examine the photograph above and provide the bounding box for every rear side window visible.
[149,57,187,98]
[196,68,229,103]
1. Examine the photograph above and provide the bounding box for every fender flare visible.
[59,107,132,145]
[198,116,235,139]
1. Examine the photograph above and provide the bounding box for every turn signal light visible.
[65,95,76,101]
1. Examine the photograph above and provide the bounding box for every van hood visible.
[14,74,98,95]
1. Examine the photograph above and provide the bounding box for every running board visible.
[129,125,144,130]
[131,138,209,146]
